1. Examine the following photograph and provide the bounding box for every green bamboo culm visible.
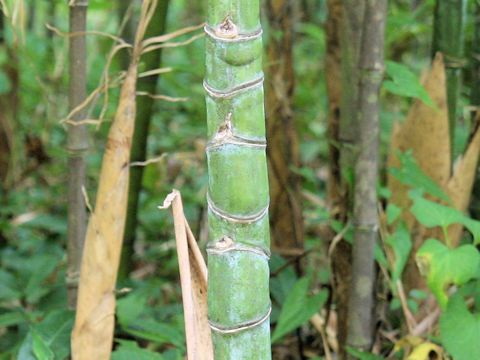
[204,0,272,358]
[432,0,467,152]
[470,0,480,219]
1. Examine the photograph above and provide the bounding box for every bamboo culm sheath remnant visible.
[205,0,271,358]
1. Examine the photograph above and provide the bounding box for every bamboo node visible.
[215,15,238,39]
[207,192,269,224]
[208,305,272,334]
[207,237,271,259]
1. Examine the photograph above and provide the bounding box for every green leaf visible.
[384,61,435,107]
[18,310,74,360]
[272,277,328,343]
[463,218,480,245]
[0,71,11,95]
[410,192,462,230]
[440,294,480,360]
[386,203,402,225]
[410,192,480,243]
[117,293,148,327]
[112,340,164,360]
[32,329,54,360]
[390,151,449,202]
[0,270,21,301]
[386,222,412,284]
[416,239,480,308]
[123,319,185,349]
[0,310,26,327]
[346,347,384,360]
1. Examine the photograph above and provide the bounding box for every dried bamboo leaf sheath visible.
[204,1,272,358]
[71,2,156,358]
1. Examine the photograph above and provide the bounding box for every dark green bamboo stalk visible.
[328,2,365,358]
[432,0,467,152]
[265,0,303,258]
[118,0,170,282]
[66,0,88,309]
[470,0,480,219]
[346,0,386,354]
[205,1,271,357]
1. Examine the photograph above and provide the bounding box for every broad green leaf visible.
[416,239,480,308]
[18,310,74,360]
[386,222,412,284]
[346,347,384,360]
[272,277,328,343]
[0,270,21,301]
[270,254,297,306]
[123,319,185,349]
[384,61,434,107]
[0,310,26,327]
[390,151,449,202]
[386,203,402,225]
[409,192,462,230]
[32,329,54,360]
[117,293,148,327]
[112,340,164,360]
[410,192,480,243]
[440,294,480,360]
[463,218,480,245]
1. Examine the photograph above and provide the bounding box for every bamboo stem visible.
[432,0,467,154]
[346,0,386,354]
[205,1,271,357]
[118,0,170,282]
[470,1,480,219]
[67,0,88,309]
[265,0,304,260]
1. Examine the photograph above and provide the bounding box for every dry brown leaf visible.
[160,190,213,360]
[388,54,450,211]
[71,1,157,359]
[446,123,480,245]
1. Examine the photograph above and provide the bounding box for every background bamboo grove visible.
[2,0,480,359]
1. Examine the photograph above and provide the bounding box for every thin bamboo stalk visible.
[119,0,170,281]
[328,2,365,357]
[432,0,467,153]
[470,1,480,219]
[265,0,304,258]
[67,0,88,309]
[346,0,386,354]
[205,0,271,357]
[71,1,157,358]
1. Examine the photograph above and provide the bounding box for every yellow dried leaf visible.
[407,342,444,360]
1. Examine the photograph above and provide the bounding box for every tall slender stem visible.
[205,1,271,357]
[67,0,88,309]
[347,0,386,354]
[432,0,467,154]
[327,1,365,357]
[118,0,170,281]
[470,0,480,219]
[265,0,303,258]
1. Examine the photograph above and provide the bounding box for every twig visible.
[138,67,173,78]
[81,186,92,213]
[310,314,333,360]
[136,91,189,102]
[130,154,168,167]
[396,280,417,334]
[141,23,205,48]
[46,23,128,44]
[142,33,205,54]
